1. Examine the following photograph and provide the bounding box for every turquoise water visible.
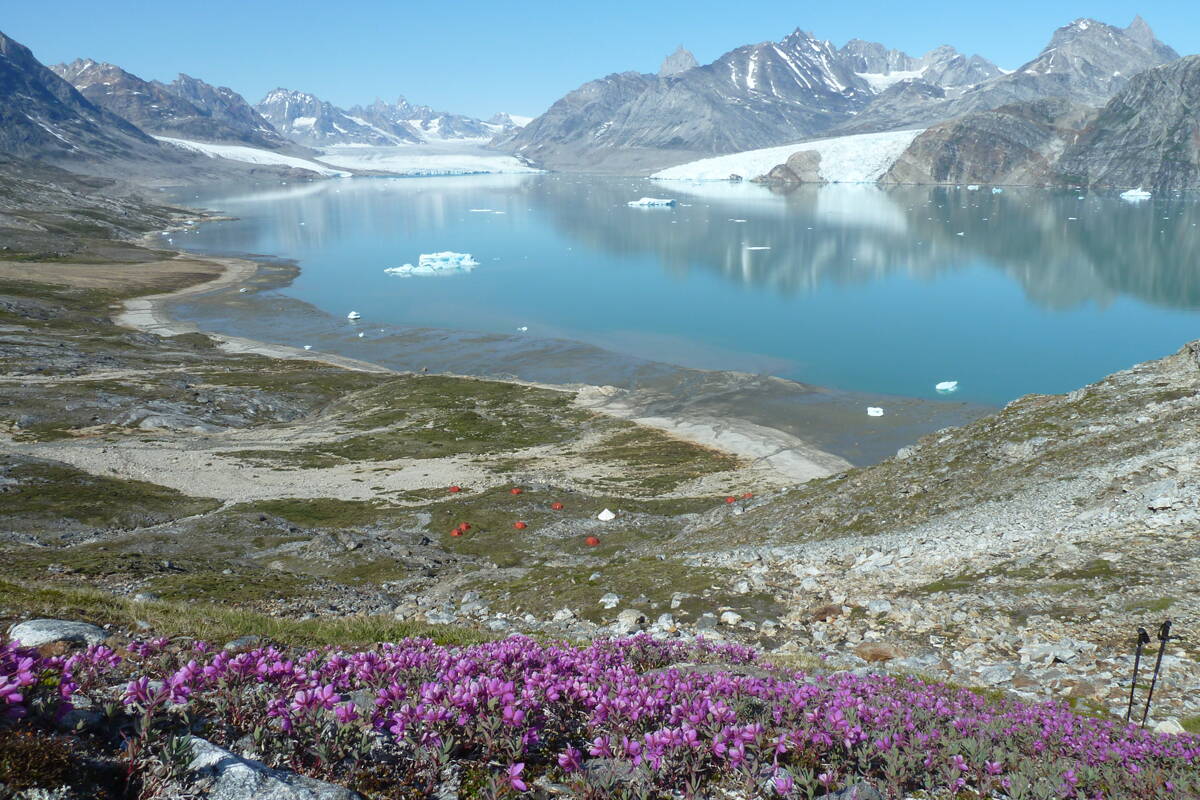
[173,175,1200,406]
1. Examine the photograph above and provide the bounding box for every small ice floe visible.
[385,252,479,277]
[516,326,528,332]
[347,311,361,320]
[238,288,248,293]
[469,208,494,213]
[597,508,616,522]
[967,184,980,191]
[1120,188,1152,202]
[627,197,676,208]
[867,407,885,417]
[955,232,965,236]
[357,331,364,338]
[991,187,1004,194]
[303,345,313,351]
[935,381,959,394]
[728,218,747,223]
[744,246,771,251]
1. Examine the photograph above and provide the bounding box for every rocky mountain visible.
[256,89,522,148]
[659,45,698,77]
[508,30,878,173]
[50,59,290,151]
[0,31,164,167]
[1058,54,1200,191]
[509,16,1177,173]
[882,53,1200,192]
[254,88,420,146]
[154,73,290,150]
[880,98,1094,186]
[347,97,517,142]
[839,17,1179,134]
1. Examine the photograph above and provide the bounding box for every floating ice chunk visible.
[991,187,1004,194]
[357,331,364,338]
[468,208,494,213]
[627,197,676,207]
[955,232,965,236]
[597,508,616,522]
[744,245,771,251]
[867,407,885,417]
[935,381,959,394]
[238,288,248,293]
[517,326,528,332]
[347,311,361,320]
[1120,188,1152,202]
[385,252,479,277]
[966,184,980,191]
[419,252,479,271]
[728,218,747,223]
[303,345,313,351]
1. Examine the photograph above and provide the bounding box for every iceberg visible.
[991,187,1004,194]
[866,407,885,417]
[347,311,361,320]
[966,184,980,191]
[1120,188,1152,202]
[384,252,479,277]
[627,197,676,207]
[935,381,959,394]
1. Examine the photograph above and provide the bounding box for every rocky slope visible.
[1058,54,1200,191]
[510,16,1176,173]
[346,96,518,142]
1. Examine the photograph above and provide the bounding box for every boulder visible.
[785,150,824,182]
[853,642,905,663]
[186,737,364,800]
[8,619,107,648]
[816,782,884,800]
[754,163,800,183]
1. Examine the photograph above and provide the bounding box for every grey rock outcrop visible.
[1058,55,1200,191]
[8,619,107,648]
[186,737,364,800]
[659,46,698,77]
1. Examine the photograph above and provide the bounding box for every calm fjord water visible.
[173,175,1200,407]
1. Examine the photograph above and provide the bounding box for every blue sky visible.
[5,1,1195,119]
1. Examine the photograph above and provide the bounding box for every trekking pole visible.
[1140,620,1173,728]
[1126,627,1150,722]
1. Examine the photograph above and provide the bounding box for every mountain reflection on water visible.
[175,174,1200,406]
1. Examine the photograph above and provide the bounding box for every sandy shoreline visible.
[114,253,853,484]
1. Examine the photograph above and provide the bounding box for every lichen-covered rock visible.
[7,619,107,648]
[186,737,363,800]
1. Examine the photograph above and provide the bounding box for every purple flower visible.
[506,763,527,792]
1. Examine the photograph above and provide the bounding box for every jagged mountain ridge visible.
[50,60,289,151]
[256,89,522,148]
[882,54,1200,191]
[838,16,1179,134]
[508,16,1178,173]
[153,73,291,150]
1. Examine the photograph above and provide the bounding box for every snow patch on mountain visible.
[652,129,925,183]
